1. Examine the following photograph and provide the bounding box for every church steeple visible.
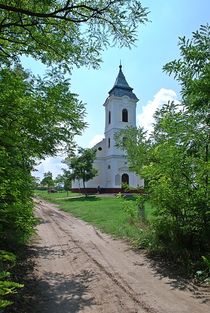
[108,65,138,100]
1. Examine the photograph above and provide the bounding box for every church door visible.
[121,173,129,186]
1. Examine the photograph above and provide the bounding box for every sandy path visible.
[31,198,210,313]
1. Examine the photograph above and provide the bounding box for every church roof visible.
[108,65,138,100]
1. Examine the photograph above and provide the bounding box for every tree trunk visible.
[83,180,87,197]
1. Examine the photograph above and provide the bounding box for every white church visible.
[72,65,144,193]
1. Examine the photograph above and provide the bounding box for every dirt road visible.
[30,199,209,313]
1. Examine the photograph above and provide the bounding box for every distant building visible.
[72,65,144,193]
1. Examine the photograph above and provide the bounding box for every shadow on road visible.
[6,246,96,313]
[28,270,96,313]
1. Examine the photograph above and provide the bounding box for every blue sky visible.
[29,0,210,179]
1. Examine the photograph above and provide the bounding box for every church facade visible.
[72,65,144,193]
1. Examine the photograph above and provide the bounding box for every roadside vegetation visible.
[35,190,155,244]
[116,24,210,279]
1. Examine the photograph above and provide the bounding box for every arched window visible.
[108,137,110,148]
[122,173,129,185]
[122,109,128,122]
[108,111,111,124]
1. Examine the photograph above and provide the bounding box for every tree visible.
[41,172,54,189]
[65,148,97,196]
[117,25,210,260]
[0,65,86,156]
[0,1,149,68]
[163,24,210,114]
[0,65,86,247]
[115,126,151,178]
[55,171,72,194]
[148,101,209,255]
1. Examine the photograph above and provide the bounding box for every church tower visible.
[104,64,138,156]
[71,65,144,193]
[101,65,143,190]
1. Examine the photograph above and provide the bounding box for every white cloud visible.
[88,134,104,148]
[33,135,105,180]
[137,88,179,134]
[32,156,67,180]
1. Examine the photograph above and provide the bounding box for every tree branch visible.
[0,1,119,23]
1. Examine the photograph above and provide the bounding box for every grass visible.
[35,190,155,244]
[34,189,81,200]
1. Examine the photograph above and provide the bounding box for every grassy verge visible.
[35,190,154,244]
[34,189,81,200]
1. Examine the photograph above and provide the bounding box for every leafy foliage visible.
[0,0,149,69]
[116,25,210,262]
[41,172,54,189]
[163,24,210,113]
[65,148,98,195]
[59,170,72,192]
[0,65,86,246]
[0,250,23,309]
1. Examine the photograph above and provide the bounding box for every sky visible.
[28,0,210,180]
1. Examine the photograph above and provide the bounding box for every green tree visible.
[0,0,149,68]
[115,126,151,178]
[54,174,64,190]
[65,148,97,196]
[163,24,210,114]
[0,65,85,246]
[41,172,54,189]
[62,170,72,194]
[117,25,210,261]
[148,101,209,255]
[55,171,72,193]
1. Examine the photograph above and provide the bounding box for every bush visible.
[0,251,23,310]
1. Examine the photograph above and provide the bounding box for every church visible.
[72,65,144,193]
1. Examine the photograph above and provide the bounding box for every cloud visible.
[137,88,179,134]
[33,134,105,179]
[88,134,104,148]
[32,156,67,180]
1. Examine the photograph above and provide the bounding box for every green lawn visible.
[35,190,155,243]
[34,189,80,200]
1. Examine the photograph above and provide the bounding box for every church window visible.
[122,109,128,122]
[108,165,111,169]
[98,147,102,151]
[108,138,110,148]
[108,111,111,124]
